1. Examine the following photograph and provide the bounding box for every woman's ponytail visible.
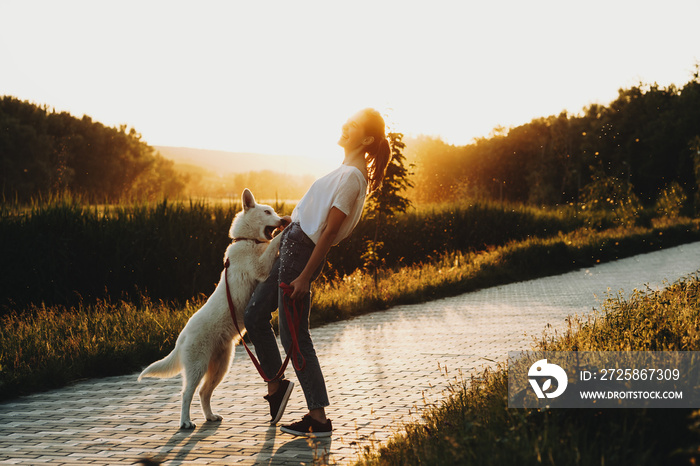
[366,137,391,193]
[359,108,392,193]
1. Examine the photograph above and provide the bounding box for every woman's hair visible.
[360,108,392,193]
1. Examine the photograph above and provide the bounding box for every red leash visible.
[279,282,306,372]
[224,259,306,382]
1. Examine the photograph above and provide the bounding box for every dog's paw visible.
[206,414,223,422]
[179,421,196,430]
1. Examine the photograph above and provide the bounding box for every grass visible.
[0,298,195,399]
[356,273,700,465]
[0,197,244,309]
[312,218,700,326]
[329,199,590,275]
[0,197,587,311]
[1,216,699,402]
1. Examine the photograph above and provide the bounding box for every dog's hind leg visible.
[179,361,206,430]
[199,342,233,422]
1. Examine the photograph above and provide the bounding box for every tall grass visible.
[1,197,587,312]
[313,219,700,326]
[329,200,589,275]
[0,297,199,399]
[356,274,700,465]
[1,197,241,310]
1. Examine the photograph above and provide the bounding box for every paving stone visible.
[1,242,699,464]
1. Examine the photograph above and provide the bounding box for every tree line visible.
[406,69,700,213]
[5,68,700,211]
[0,96,186,201]
[0,97,402,203]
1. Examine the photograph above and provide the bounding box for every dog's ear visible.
[242,188,256,212]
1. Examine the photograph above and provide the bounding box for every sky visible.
[1,0,699,165]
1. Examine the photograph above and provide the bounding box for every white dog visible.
[139,189,287,429]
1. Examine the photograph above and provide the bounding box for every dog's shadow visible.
[139,420,222,465]
[138,421,333,465]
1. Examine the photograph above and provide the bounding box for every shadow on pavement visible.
[139,420,222,465]
[262,436,333,465]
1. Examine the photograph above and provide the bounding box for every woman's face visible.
[338,112,372,151]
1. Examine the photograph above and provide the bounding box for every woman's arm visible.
[287,206,347,300]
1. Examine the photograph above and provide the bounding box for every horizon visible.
[1,1,699,162]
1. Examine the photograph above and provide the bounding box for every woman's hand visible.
[280,215,292,229]
[288,274,311,300]
[285,207,346,301]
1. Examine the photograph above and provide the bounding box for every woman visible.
[243,108,391,438]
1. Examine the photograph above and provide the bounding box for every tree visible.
[399,72,700,209]
[691,136,700,214]
[364,132,413,217]
[0,96,187,201]
[361,131,414,281]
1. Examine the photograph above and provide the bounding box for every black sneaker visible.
[280,414,333,438]
[264,379,294,425]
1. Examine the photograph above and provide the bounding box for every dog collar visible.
[232,237,266,244]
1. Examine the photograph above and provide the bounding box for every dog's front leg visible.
[254,234,282,281]
[267,232,282,257]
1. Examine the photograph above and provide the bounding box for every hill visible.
[155,146,335,178]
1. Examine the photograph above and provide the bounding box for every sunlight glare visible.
[0,0,698,162]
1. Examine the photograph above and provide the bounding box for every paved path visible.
[1,242,699,465]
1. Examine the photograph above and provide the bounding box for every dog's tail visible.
[138,349,181,381]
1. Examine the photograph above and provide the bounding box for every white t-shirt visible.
[291,164,368,245]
